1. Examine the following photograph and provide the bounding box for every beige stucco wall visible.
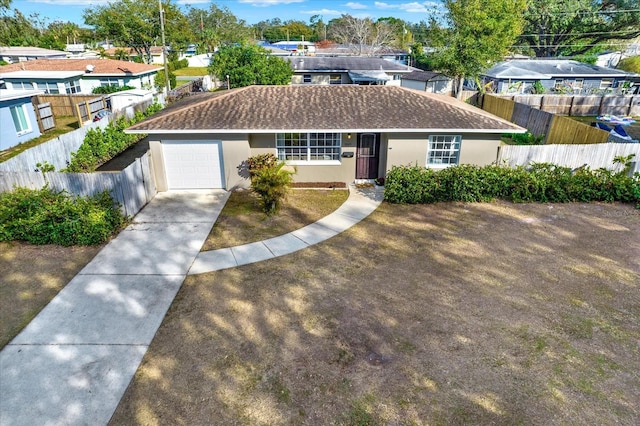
[384,133,502,176]
[250,133,357,184]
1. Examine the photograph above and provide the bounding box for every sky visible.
[10,0,445,27]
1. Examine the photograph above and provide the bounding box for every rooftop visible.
[0,58,161,76]
[286,56,412,72]
[483,59,633,79]
[126,85,523,134]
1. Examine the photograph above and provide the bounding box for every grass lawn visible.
[0,116,79,164]
[0,242,102,349]
[110,200,640,425]
[173,67,209,77]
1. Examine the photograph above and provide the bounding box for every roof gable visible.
[127,85,523,134]
[484,59,632,79]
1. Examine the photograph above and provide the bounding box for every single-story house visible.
[0,89,44,150]
[286,56,413,86]
[315,45,410,65]
[125,85,524,191]
[401,70,453,95]
[0,59,161,95]
[0,46,68,63]
[481,59,637,94]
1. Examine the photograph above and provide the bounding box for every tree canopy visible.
[208,44,293,88]
[83,0,190,63]
[185,4,251,53]
[428,0,526,97]
[519,0,640,57]
[328,14,396,56]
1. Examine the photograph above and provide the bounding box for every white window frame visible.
[65,79,81,94]
[276,132,342,165]
[100,77,121,87]
[573,78,584,89]
[600,79,614,90]
[10,104,32,136]
[426,135,461,167]
[37,81,60,94]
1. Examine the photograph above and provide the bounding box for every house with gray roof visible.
[286,56,412,86]
[125,85,524,191]
[401,70,453,95]
[481,59,637,94]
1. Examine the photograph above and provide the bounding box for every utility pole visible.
[159,0,171,96]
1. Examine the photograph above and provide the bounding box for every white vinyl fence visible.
[499,143,640,175]
[0,152,156,217]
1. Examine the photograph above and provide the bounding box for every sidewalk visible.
[190,185,383,274]
[0,185,383,425]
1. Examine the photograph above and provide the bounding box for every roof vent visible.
[86,64,95,73]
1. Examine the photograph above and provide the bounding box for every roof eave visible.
[126,127,526,135]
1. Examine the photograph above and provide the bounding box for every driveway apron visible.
[0,190,229,426]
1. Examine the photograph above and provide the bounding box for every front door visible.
[356,133,380,179]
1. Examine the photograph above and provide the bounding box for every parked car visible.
[93,110,112,122]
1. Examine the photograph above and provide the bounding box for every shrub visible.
[504,131,545,145]
[0,187,126,246]
[249,159,295,215]
[246,153,278,179]
[92,85,135,94]
[65,103,163,172]
[384,160,639,206]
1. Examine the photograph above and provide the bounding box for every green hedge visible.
[0,187,126,246]
[384,163,640,205]
[65,103,163,172]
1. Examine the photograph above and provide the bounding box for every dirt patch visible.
[0,242,102,348]
[111,201,640,425]
[201,189,349,251]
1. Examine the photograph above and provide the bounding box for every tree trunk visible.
[455,76,464,99]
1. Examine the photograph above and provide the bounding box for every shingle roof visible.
[127,85,523,134]
[286,56,411,72]
[402,70,444,82]
[0,58,161,75]
[483,59,632,79]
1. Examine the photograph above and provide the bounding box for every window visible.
[36,81,60,94]
[600,79,613,90]
[426,135,461,166]
[329,74,341,85]
[554,79,564,89]
[276,133,341,162]
[10,104,32,135]
[65,79,81,94]
[100,78,120,87]
[13,81,35,90]
[574,78,584,89]
[393,74,402,80]
[303,74,312,84]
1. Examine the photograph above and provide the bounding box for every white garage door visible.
[162,141,224,189]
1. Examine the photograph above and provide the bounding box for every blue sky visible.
[11,0,445,27]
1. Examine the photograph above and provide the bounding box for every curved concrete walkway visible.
[189,184,384,274]
[0,185,383,425]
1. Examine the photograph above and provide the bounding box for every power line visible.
[520,30,639,37]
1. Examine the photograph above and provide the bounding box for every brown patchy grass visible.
[110,201,640,425]
[0,241,102,348]
[201,189,349,251]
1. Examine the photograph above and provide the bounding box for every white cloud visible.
[345,2,368,10]
[301,9,343,16]
[374,2,395,9]
[238,0,305,6]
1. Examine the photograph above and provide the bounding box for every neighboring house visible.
[315,45,410,65]
[286,56,413,86]
[271,41,316,55]
[103,46,167,65]
[0,89,44,150]
[106,89,155,112]
[0,59,161,94]
[0,46,67,63]
[401,70,453,95]
[481,59,637,94]
[125,85,524,191]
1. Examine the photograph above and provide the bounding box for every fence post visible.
[71,95,82,125]
[32,99,45,133]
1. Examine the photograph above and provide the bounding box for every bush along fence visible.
[0,152,156,218]
[482,95,610,145]
[384,160,639,207]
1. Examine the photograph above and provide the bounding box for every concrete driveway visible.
[0,190,229,426]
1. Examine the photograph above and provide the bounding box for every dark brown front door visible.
[356,133,380,179]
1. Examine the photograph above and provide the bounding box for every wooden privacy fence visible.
[489,94,640,117]
[483,94,610,144]
[168,78,204,102]
[32,94,107,125]
[499,143,640,175]
[0,152,156,217]
[35,102,55,132]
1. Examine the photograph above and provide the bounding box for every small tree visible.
[247,154,295,215]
